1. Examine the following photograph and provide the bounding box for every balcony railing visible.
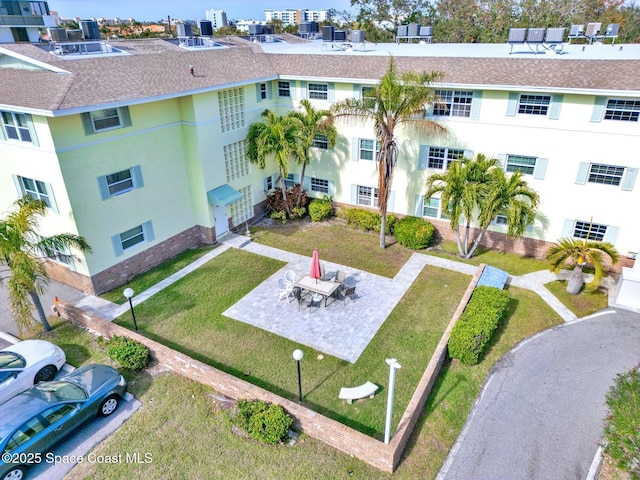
[0,15,44,26]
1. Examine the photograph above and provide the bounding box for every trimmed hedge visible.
[448,285,511,366]
[235,399,293,445]
[343,208,396,234]
[107,336,150,371]
[393,216,435,250]
[308,196,334,222]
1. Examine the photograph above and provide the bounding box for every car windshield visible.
[0,352,25,369]
[34,381,87,402]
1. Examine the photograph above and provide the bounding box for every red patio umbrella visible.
[310,249,321,283]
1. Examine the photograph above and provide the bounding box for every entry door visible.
[213,205,229,237]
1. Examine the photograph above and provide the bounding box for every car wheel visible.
[34,364,57,383]
[2,466,26,480]
[98,395,120,417]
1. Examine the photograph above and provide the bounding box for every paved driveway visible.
[438,309,640,480]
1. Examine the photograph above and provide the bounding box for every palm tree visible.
[246,109,305,216]
[287,99,337,206]
[332,57,446,249]
[0,197,91,332]
[546,237,620,294]
[426,154,539,259]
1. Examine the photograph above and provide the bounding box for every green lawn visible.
[544,280,610,317]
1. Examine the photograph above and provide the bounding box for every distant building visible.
[0,0,56,42]
[205,9,228,30]
[235,20,267,33]
[263,9,334,26]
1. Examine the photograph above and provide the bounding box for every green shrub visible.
[290,206,306,220]
[393,216,435,249]
[308,196,334,222]
[448,286,511,366]
[106,336,149,371]
[235,399,293,445]
[344,208,380,231]
[270,210,287,224]
[603,366,640,478]
[385,214,397,235]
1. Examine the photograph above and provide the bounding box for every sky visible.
[48,1,356,22]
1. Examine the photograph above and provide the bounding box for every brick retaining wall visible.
[54,264,484,472]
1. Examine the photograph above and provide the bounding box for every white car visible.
[0,340,66,405]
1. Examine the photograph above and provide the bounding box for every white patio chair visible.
[277,278,294,303]
[285,270,299,284]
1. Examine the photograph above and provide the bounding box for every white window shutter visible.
[561,219,574,238]
[590,97,606,123]
[548,95,563,120]
[469,91,483,120]
[621,168,638,191]
[506,92,519,116]
[414,194,424,216]
[97,175,110,200]
[603,226,619,244]
[533,158,548,180]
[418,145,428,170]
[496,154,507,170]
[350,184,357,204]
[387,190,395,213]
[131,165,144,188]
[575,163,590,184]
[351,138,359,161]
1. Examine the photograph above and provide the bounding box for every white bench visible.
[339,381,378,404]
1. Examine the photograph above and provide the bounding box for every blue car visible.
[0,364,127,480]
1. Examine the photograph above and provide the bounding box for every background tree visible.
[332,58,445,249]
[246,110,305,217]
[287,99,337,207]
[0,197,91,332]
[425,154,539,259]
[351,0,433,25]
[546,237,619,294]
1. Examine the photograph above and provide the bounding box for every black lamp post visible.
[123,288,138,332]
[292,349,303,403]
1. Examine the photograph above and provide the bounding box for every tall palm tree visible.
[332,57,446,249]
[246,109,305,216]
[546,237,619,294]
[426,154,539,259]
[0,197,91,332]
[287,99,337,206]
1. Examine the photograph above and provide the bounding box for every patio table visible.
[294,275,341,307]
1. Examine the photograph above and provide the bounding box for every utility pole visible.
[167,15,171,37]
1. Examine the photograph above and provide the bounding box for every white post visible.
[384,358,402,444]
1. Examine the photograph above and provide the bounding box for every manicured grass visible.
[251,222,412,277]
[544,280,609,317]
[428,240,549,276]
[99,245,216,304]
[114,247,471,437]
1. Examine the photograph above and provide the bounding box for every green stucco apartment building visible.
[1,24,639,294]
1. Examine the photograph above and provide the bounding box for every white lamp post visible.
[384,358,402,444]
[123,287,138,332]
[293,349,304,403]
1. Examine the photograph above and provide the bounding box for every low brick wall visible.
[54,265,485,472]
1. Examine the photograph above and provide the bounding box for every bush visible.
[264,185,307,219]
[308,196,334,222]
[235,399,293,445]
[393,216,435,249]
[106,336,149,371]
[603,366,640,478]
[343,208,395,234]
[448,286,511,366]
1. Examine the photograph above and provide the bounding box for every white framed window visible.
[604,99,640,122]
[259,83,267,100]
[573,220,607,242]
[224,141,250,182]
[494,214,508,225]
[39,239,76,270]
[1,111,36,144]
[506,155,537,175]
[284,173,296,188]
[361,86,375,109]
[91,108,122,132]
[357,185,378,207]
[427,147,464,169]
[120,225,145,250]
[14,176,57,212]
[359,139,380,161]
[308,83,328,100]
[312,134,329,149]
[518,95,550,115]
[310,177,329,194]
[423,197,440,218]
[264,175,274,191]
[277,81,291,98]
[434,90,473,117]
[98,166,143,200]
[588,164,625,186]
[218,87,245,132]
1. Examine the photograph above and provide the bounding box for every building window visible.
[224,141,250,182]
[277,81,291,98]
[573,221,607,242]
[218,87,245,132]
[308,83,328,100]
[604,99,640,122]
[284,174,296,188]
[229,185,252,226]
[506,155,537,175]
[91,108,122,132]
[265,175,273,191]
[518,95,550,115]
[427,147,464,169]
[259,83,267,100]
[40,240,75,270]
[423,197,440,218]
[106,169,134,196]
[361,86,375,109]
[1,111,34,143]
[310,177,329,194]
[359,139,380,161]
[312,134,328,149]
[588,164,625,186]
[357,185,378,207]
[120,225,145,250]
[495,214,508,225]
[434,90,473,117]
[17,176,52,208]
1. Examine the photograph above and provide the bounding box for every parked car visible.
[0,340,66,406]
[0,364,127,480]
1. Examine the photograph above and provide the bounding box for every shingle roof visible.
[1,38,638,114]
